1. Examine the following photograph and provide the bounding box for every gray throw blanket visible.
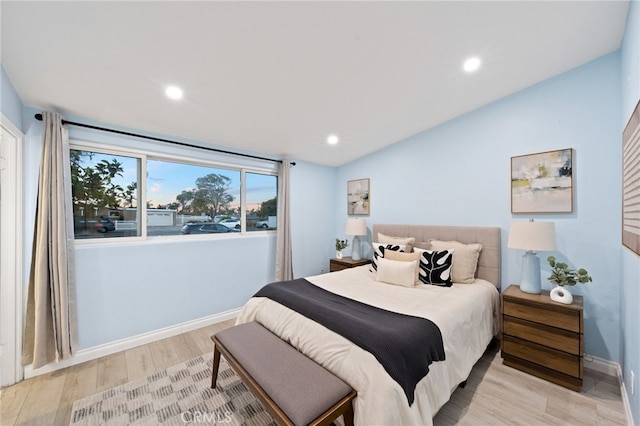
[254,278,445,405]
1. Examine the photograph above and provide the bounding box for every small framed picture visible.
[347,178,370,215]
[511,148,573,214]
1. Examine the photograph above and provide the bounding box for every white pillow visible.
[376,258,417,287]
[377,233,415,252]
[428,239,483,284]
[384,250,421,284]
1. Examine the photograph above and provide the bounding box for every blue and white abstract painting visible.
[511,148,573,213]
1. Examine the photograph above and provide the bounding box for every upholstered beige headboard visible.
[372,224,501,288]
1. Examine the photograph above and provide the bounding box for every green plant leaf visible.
[546,256,592,286]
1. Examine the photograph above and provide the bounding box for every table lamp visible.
[346,218,367,261]
[507,220,557,294]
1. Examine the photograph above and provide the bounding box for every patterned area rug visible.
[69,353,276,425]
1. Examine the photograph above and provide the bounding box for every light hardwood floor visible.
[0,319,235,426]
[1,320,628,426]
[433,340,628,425]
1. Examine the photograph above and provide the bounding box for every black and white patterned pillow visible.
[370,243,406,272]
[416,248,454,287]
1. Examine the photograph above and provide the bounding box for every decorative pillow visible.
[370,243,406,272]
[414,241,431,250]
[385,250,421,284]
[414,248,454,287]
[375,258,417,288]
[428,239,482,284]
[377,233,415,252]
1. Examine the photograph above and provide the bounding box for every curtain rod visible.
[34,113,295,166]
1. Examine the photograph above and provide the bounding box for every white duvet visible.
[236,266,500,426]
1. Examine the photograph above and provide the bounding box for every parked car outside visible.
[219,218,241,229]
[181,222,239,235]
[199,223,239,233]
[180,223,202,235]
[255,216,276,229]
[95,217,116,233]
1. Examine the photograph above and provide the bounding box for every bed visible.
[236,224,501,425]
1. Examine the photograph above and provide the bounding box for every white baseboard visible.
[584,354,619,376]
[621,383,635,426]
[23,309,240,379]
[584,355,634,426]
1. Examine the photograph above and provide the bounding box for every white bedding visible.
[236,266,500,425]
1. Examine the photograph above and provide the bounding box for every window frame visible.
[69,139,278,245]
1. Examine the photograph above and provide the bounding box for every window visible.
[71,149,141,239]
[146,159,240,236]
[245,172,278,232]
[70,144,277,240]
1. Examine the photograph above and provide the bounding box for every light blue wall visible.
[336,53,623,363]
[74,236,275,348]
[289,160,337,277]
[0,65,23,129]
[20,110,334,350]
[621,1,640,423]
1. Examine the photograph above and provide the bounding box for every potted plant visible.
[547,256,592,304]
[335,238,349,259]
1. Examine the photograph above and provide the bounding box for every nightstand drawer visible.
[329,260,349,272]
[503,335,581,378]
[503,316,581,355]
[503,299,581,333]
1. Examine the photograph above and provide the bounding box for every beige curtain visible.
[23,112,77,369]
[275,158,293,281]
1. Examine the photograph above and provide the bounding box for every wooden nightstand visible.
[501,284,584,391]
[329,257,371,272]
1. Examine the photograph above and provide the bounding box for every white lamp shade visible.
[507,221,557,252]
[346,218,367,236]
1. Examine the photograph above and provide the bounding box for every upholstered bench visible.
[211,321,356,426]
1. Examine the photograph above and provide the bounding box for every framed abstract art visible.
[347,178,370,215]
[511,148,573,214]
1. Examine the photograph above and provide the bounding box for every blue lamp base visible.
[352,235,362,261]
[519,251,541,294]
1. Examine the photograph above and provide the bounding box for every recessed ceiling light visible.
[165,86,183,100]
[463,57,481,73]
[327,134,339,145]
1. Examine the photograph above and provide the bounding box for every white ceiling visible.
[1,1,629,167]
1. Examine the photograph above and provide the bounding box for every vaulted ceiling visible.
[1,1,629,166]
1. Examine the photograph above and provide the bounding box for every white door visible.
[0,115,24,386]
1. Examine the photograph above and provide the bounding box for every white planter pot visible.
[550,285,573,304]
[336,250,343,259]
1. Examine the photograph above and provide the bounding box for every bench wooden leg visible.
[343,400,354,426]
[211,344,221,389]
